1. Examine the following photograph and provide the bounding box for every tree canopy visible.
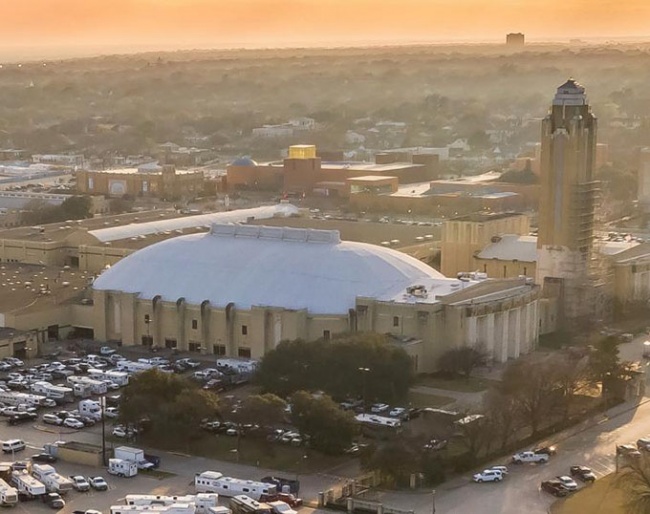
[256,333,414,403]
[119,368,219,445]
[21,195,92,225]
[289,391,357,455]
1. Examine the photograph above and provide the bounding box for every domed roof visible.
[93,224,447,315]
[230,156,258,167]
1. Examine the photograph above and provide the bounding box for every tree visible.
[119,369,218,446]
[60,195,92,220]
[437,346,487,379]
[290,391,357,455]
[364,438,420,486]
[482,387,522,451]
[500,357,557,436]
[617,454,650,514]
[257,333,414,403]
[589,336,621,383]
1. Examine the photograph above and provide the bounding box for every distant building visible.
[33,154,85,167]
[506,33,525,46]
[76,164,204,200]
[638,148,650,209]
[226,145,438,197]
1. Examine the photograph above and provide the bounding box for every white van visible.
[2,439,26,453]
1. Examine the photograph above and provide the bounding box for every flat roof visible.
[432,171,503,185]
[347,175,398,183]
[448,212,525,223]
[85,167,202,176]
[477,234,538,262]
[0,263,91,314]
[0,209,189,243]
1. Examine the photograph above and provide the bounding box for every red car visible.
[260,493,303,508]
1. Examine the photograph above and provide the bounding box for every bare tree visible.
[617,454,650,514]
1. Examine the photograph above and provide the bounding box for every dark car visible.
[261,476,300,495]
[32,453,57,463]
[541,480,569,497]
[42,492,65,508]
[80,416,97,427]
[8,412,38,425]
[570,465,596,482]
[10,461,28,471]
[534,446,557,456]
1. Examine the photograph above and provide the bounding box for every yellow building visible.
[440,212,530,277]
[473,234,537,279]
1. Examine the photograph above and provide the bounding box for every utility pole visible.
[432,489,436,514]
[101,395,107,466]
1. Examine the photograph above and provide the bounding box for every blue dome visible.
[231,156,258,167]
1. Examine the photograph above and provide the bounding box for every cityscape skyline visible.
[1,0,650,60]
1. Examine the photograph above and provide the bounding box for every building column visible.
[467,316,478,347]
[486,314,495,357]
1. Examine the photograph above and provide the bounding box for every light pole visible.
[358,367,370,404]
[100,395,107,466]
[432,489,436,514]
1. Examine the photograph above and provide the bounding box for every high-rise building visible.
[536,79,607,325]
[506,33,525,46]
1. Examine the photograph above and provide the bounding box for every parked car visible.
[32,453,57,463]
[541,480,569,497]
[42,492,65,508]
[370,403,389,414]
[112,427,127,438]
[269,500,298,514]
[8,412,37,425]
[70,475,91,492]
[99,346,116,356]
[473,469,503,483]
[63,417,84,429]
[570,466,596,482]
[88,476,108,491]
[177,358,201,369]
[42,413,63,425]
[489,465,509,475]
[41,398,58,408]
[104,407,119,418]
[617,444,642,458]
[389,407,406,418]
[555,475,578,491]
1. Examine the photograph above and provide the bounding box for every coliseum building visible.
[91,223,541,372]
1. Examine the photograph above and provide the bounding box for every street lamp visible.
[358,367,370,404]
[432,489,436,514]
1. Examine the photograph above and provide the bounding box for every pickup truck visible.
[511,451,549,464]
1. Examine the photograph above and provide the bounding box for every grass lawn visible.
[551,474,625,514]
[138,433,349,474]
[407,390,455,408]
[415,375,498,393]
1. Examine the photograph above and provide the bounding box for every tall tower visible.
[536,79,605,325]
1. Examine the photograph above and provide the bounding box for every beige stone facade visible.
[92,278,540,372]
[440,213,530,277]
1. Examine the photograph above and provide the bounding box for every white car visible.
[389,407,406,418]
[556,475,578,491]
[70,475,90,491]
[63,417,84,429]
[370,403,389,414]
[473,469,503,483]
[42,398,57,408]
[512,451,549,464]
[104,407,119,419]
[42,413,63,425]
[112,427,127,438]
[88,476,108,491]
[490,465,509,475]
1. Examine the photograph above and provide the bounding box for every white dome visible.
[93,224,446,315]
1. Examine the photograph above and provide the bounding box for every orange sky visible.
[1,0,649,50]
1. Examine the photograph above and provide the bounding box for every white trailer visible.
[11,470,46,498]
[117,360,154,373]
[31,464,74,494]
[72,382,94,398]
[30,381,73,402]
[105,370,130,386]
[79,399,102,420]
[108,458,138,478]
[114,446,154,470]
[67,376,107,395]
[0,478,18,506]
[0,391,45,407]
[194,472,277,500]
[111,504,196,514]
[125,493,219,512]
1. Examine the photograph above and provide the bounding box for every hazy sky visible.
[1,0,649,51]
